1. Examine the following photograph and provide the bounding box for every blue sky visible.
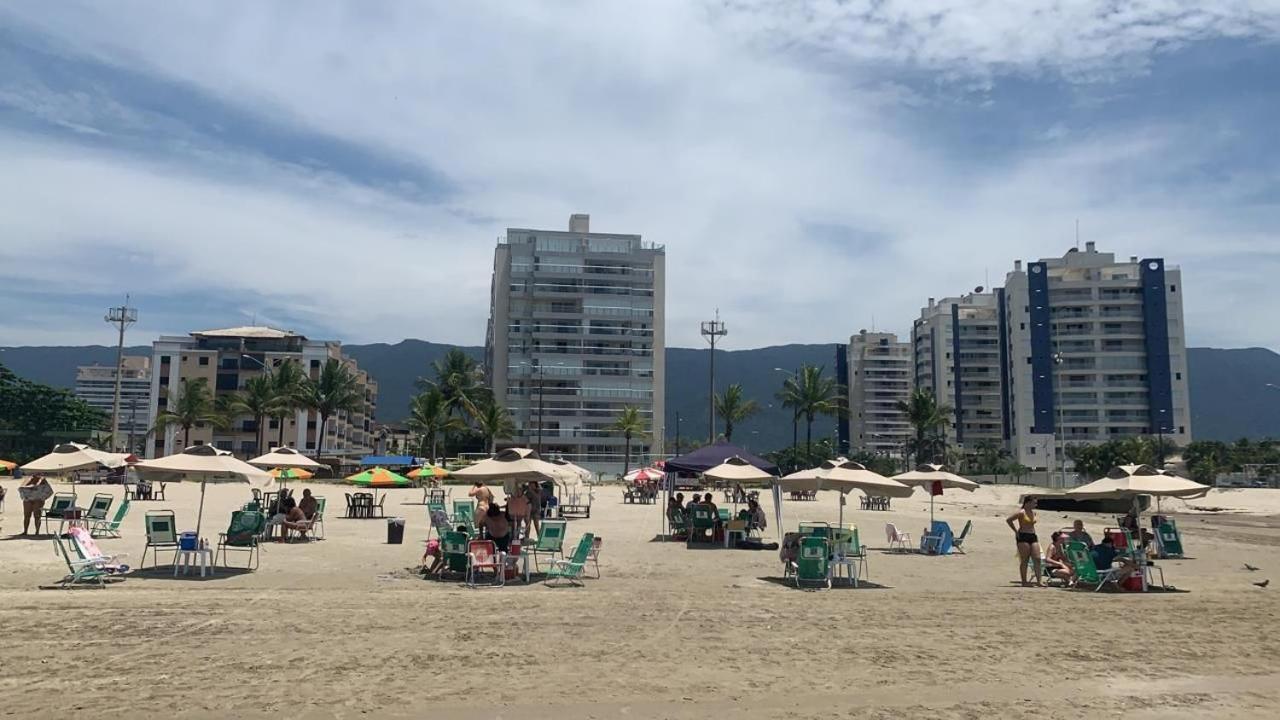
[1,1,1278,350]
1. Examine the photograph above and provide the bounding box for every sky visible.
[1,1,1279,350]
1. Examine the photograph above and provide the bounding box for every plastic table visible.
[174,548,214,577]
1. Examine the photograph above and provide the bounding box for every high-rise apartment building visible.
[1003,244,1191,474]
[485,214,665,473]
[145,326,377,461]
[74,356,153,452]
[847,330,913,456]
[912,292,1006,450]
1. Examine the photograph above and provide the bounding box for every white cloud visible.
[0,1,1278,352]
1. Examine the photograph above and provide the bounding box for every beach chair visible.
[686,505,717,548]
[50,533,114,588]
[84,494,114,524]
[666,508,688,540]
[845,525,869,579]
[465,539,503,588]
[68,527,130,574]
[141,510,180,568]
[798,521,832,539]
[886,523,913,552]
[545,532,595,587]
[427,504,451,541]
[215,510,265,571]
[829,527,859,587]
[529,520,567,571]
[311,497,327,540]
[153,483,167,501]
[91,499,131,539]
[1155,520,1184,558]
[780,532,802,582]
[1064,541,1123,592]
[952,520,973,554]
[795,536,831,589]
[453,500,476,534]
[371,493,386,519]
[43,492,78,522]
[443,531,469,578]
[586,536,603,578]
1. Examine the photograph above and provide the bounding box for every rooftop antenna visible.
[105,296,138,453]
[1075,218,1080,250]
[700,309,728,443]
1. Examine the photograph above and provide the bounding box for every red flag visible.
[930,480,944,497]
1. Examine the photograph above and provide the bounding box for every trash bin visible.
[386,518,405,545]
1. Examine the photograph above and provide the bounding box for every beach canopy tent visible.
[1066,464,1211,501]
[248,447,324,470]
[345,467,412,488]
[777,459,913,529]
[358,454,416,467]
[891,464,980,525]
[21,442,127,475]
[704,456,776,484]
[549,458,593,483]
[665,440,778,476]
[134,444,273,538]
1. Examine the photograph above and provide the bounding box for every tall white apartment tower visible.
[847,331,913,456]
[485,215,665,474]
[1003,243,1192,476]
[912,292,1006,452]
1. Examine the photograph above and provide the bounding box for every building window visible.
[1170,284,1177,292]
[1175,372,1182,380]
[1029,446,1036,454]
[199,356,209,366]
[311,360,321,369]
[1179,426,1185,434]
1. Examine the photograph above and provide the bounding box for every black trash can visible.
[386,518,405,545]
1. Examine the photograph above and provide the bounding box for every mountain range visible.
[3,342,1277,449]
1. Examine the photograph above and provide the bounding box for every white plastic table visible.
[174,548,214,577]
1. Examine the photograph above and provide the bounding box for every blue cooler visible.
[179,532,198,551]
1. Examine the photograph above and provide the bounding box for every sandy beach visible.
[1,477,1278,719]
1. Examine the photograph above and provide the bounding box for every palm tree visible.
[473,399,517,454]
[895,388,952,465]
[713,383,759,441]
[153,377,224,448]
[776,364,844,456]
[301,359,364,458]
[423,349,488,420]
[609,406,648,474]
[225,374,275,456]
[269,359,307,450]
[406,387,464,461]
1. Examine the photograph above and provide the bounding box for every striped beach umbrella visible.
[407,465,449,480]
[345,467,412,488]
[269,467,314,480]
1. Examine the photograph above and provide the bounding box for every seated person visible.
[703,493,719,518]
[477,502,512,552]
[1068,519,1094,548]
[270,496,311,539]
[420,538,445,576]
[1044,531,1074,583]
[1091,535,1139,583]
[747,497,768,531]
[298,488,318,520]
[779,532,803,568]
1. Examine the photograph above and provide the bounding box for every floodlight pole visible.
[700,312,727,444]
[105,299,138,452]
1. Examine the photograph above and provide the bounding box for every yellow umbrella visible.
[408,465,448,480]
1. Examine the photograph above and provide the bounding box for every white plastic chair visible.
[885,523,913,552]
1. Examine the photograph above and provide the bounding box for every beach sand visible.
[1,478,1278,719]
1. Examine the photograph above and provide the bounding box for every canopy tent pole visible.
[195,477,207,539]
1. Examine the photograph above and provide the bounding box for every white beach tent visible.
[21,442,127,475]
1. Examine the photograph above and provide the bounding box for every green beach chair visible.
[443,531,469,577]
[1156,520,1184,558]
[91,498,131,539]
[215,510,265,571]
[452,500,476,534]
[530,520,567,571]
[43,492,77,522]
[141,510,179,568]
[50,533,113,588]
[545,532,595,587]
[1064,541,1122,592]
[795,536,830,589]
[312,497,327,540]
[84,493,114,523]
[686,505,716,547]
[427,502,448,538]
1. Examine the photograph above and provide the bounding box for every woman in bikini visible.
[1006,496,1043,587]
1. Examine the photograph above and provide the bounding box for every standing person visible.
[468,481,494,515]
[522,480,542,537]
[18,474,54,535]
[1006,497,1043,587]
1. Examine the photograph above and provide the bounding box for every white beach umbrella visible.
[703,456,776,483]
[1066,464,1211,501]
[453,448,560,494]
[21,442,126,475]
[135,445,273,538]
[891,464,980,525]
[777,460,912,527]
[247,447,324,470]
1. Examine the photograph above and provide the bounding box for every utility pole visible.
[1053,351,1066,488]
[536,361,545,455]
[105,299,138,452]
[700,312,727,444]
[126,396,138,455]
[674,411,682,455]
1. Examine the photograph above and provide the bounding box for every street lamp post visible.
[674,411,682,455]
[773,367,799,449]
[1052,351,1066,488]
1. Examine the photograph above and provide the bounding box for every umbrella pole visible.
[195,478,207,539]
